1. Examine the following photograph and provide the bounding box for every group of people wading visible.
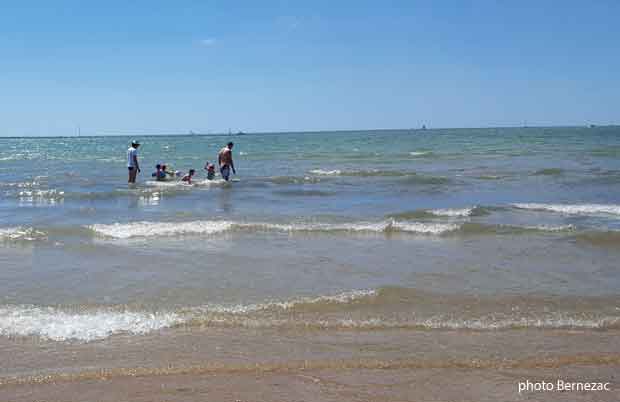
[126,140,236,184]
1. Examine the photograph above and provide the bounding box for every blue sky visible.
[1,1,618,136]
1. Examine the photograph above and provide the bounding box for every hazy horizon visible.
[2,124,619,139]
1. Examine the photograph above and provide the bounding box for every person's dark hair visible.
[189,169,195,175]
[156,164,161,169]
[227,142,234,147]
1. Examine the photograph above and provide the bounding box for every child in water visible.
[152,164,166,181]
[181,169,196,184]
[161,164,176,180]
[204,162,216,180]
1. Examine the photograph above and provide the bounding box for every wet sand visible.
[2,327,619,401]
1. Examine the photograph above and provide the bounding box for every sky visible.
[1,0,619,136]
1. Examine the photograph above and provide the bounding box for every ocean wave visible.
[0,305,182,342]
[456,223,575,235]
[16,189,65,201]
[512,203,620,216]
[388,206,489,220]
[0,227,48,242]
[180,315,620,331]
[87,218,591,240]
[89,221,235,239]
[308,169,342,176]
[234,220,460,235]
[88,220,462,239]
[309,169,412,177]
[144,180,192,188]
[189,289,378,315]
[0,180,43,189]
[3,288,620,342]
[429,208,476,217]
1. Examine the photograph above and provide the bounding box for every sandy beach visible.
[2,326,619,401]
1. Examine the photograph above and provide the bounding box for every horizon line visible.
[0,124,617,139]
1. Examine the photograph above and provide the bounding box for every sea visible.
[0,126,619,345]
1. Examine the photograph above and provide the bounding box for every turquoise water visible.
[1,127,620,341]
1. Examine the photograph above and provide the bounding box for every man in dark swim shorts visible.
[217,142,236,181]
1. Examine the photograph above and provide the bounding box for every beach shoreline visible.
[2,327,619,401]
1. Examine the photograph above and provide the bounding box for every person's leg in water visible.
[220,165,230,181]
[128,167,137,183]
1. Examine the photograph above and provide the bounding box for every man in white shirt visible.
[127,140,141,183]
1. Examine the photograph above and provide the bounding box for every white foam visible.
[0,227,47,242]
[89,219,461,239]
[89,221,234,239]
[192,289,378,315]
[17,189,64,198]
[233,222,385,233]
[409,151,432,157]
[428,207,474,217]
[522,224,576,232]
[193,178,228,186]
[309,169,342,176]
[184,314,620,331]
[390,221,461,234]
[144,180,191,188]
[512,203,620,216]
[0,306,182,342]
[242,221,460,235]
[414,315,620,330]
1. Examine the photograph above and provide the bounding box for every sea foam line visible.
[0,306,182,342]
[512,203,620,216]
[88,220,462,239]
[3,287,620,342]
[308,169,341,176]
[89,221,235,239]
[0,227,47,242]
[0,290,378,342]
[190,289,378,315]
[427,207,475,217]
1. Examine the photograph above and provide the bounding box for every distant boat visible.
[421,125,427,130]
[236,131,245,136]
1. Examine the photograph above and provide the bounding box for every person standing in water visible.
[127,140,141,183]
[218,141,236,181]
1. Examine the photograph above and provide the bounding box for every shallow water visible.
[1,127,620,342]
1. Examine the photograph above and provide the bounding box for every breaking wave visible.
[0,227,48,242]
[88,220,461,239]
[309,169,416,178]
[0,305,182,342]
[2,288,620,342]
[89,221,235,239]
[388,206,488,220]
[512,203,620,217]
[308,169,341,176]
